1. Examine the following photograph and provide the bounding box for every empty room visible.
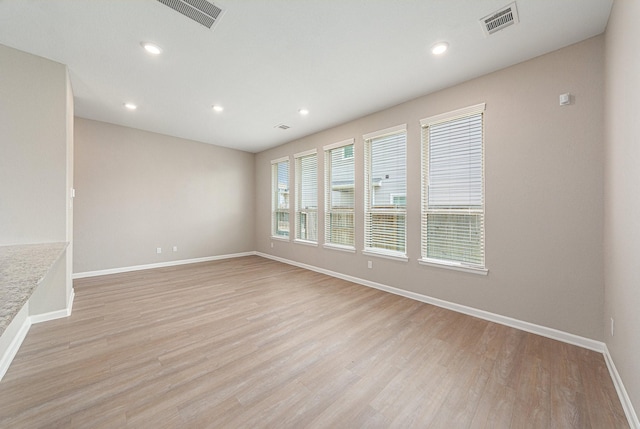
[0,0,638,427]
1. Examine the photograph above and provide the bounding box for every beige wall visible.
[0,44,73,316]
[256,36,605,341]
[73,118,255,273]
[0,44,69,245]
[29,251,68,315]
[604,0,640,418]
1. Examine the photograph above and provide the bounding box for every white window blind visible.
[324,141,355,248]
[364,126,407,257]
[421,104,485,270]
[295,152,318,243]
[271,158,290,238]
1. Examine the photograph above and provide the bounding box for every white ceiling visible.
[0,0,612,153]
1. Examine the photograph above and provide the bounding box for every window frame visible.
[363,124,408,261]
[323,138,356,252]
[271,156,290,240]
[294,149,318,245]
[419,103,488,275]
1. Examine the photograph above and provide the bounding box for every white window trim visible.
[270,155,289,165]
[418,258,488,275]
[293,148,317,159]
[271,157,290,240]
[324,139,356,249]
[323,243,356,253]
[294,151,318,244]
[323,138,355,151]
[362,123,406,141]
[363,125,408,259]
[294,239,318,247]
[420,103,485,127]
[271,235,290,242]
[362,249,409,262]
[420,103,487,271]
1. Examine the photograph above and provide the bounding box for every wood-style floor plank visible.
[0,256,629,428]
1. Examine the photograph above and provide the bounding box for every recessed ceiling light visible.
[298,108,309,116]
[212,105,224,112]
[141,42,162,55]
[431,42,449,55]
[124,102,137,110]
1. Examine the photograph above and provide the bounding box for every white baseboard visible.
[256,252,604,353]
[0,308,31,381]
[72,252,257,279]
[604,345,640,429]
[67,288,75,314]
[31,288,75,325]
[0,290,75,381]
[30,307,69,325]
[23,250,639,428]
[257,252,640,427]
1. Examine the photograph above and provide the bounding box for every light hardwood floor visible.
[0,256,629,428]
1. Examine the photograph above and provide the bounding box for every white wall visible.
[73,118,255,273]
[256,36,605,341]
[604,0,640,420]
[65,73,74,305]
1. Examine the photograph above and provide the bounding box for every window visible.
[324,139,355,250]
[271,157,290,239]
[420,103,487,274]
[390,194,406,206]
[363,125,407,259]
[294,150,318,243]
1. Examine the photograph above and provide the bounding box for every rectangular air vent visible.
[274,124,291,130]
[480,2,519,36]
[157,0,222,29]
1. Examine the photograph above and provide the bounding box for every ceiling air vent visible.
[274,124,291,130]
[480,2,519,36]
[157,0,223,29]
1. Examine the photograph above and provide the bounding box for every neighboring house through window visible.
[271,157,290,239]
[363,125,407,259]
[324,139,355,250]
[420,103,487,274]
[294,150,318,243]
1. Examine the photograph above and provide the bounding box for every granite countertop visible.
[0,242,68,335]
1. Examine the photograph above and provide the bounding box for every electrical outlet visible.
[611,317,615,336]
[173,246,178,252]
[270,242,274,248]
[156,247,162,254]
[367,261,372,269]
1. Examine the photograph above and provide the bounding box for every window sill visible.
[418,258,488,275]
[362,249,408,262]
[294,239,318,247]
[271,235,290,242]
[323,243,356,253]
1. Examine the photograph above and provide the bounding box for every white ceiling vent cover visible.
[480,2,519,36]
[157,0,223,29]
